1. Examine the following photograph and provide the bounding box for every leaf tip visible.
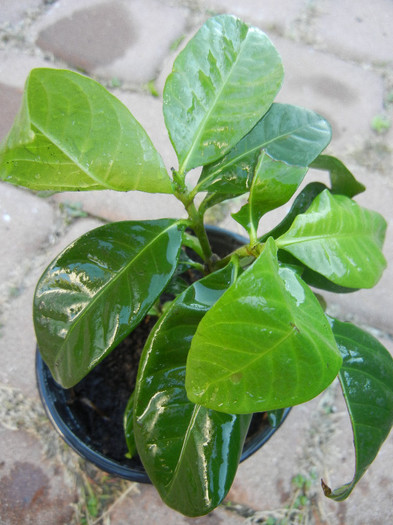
[321,478,332,497]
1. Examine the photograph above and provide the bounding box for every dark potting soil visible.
[65,313,271,467]
[66,315,157,466]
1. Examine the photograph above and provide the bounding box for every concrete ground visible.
[0,0,392,523]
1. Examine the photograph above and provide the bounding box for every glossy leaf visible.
[124,392,137,458]
[186,238,342,413]
[311,154,365,198]
[259,182,328,242]
[259,182,360,293]
[276,190,387,288]
[133,262,251,516]
[34,220,184,387]
[0,68,171,193]
[197,103,331,203]
[322,318,393,500]
[232,151,307,237]
[163,15,283,173]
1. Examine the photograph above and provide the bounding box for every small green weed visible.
[146,79,159,97]
[371,114,391,134]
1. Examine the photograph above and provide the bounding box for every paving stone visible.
[317,339,393,524]
[0,184,55,284]
[227,398,326,513]
[1,1,392,523]
[314,0,393,65]
[202,0,306,34]
[0,83,23,142]
[52,189,185,224]
[156,27,385,159]
[34,0,190,85]
[0,216,103,395]
[0,0,42,25]
[229,366,393,524]
[273,37,385,156]
[109,483,246,524]
[36,1,137,70]
[0,286,38,397]
[0,49,51,88]
[0,427,76,525]
[0,50,55,140]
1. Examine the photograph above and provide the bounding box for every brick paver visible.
[0,1,392,523]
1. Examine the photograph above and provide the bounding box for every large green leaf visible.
[186,238,342,413]
[0,68,171,193]
[311,154,365,198]
[133,262,251,517]
[322,318,393,500]
[276,190,387,288]
[197,103,331,203]
[34,220,184,387]
[258,184,360,293]
[163,15,283,174]
[232,151,307,238]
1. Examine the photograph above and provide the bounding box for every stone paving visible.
[0,0,392,523]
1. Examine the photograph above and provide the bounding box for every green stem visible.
[186,201,213,263]
[172,169,213,267]
[213,241,264,271]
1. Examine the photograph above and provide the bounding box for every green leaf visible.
[186,238,342,413]
[311,154,365,198]
[0,68,171,193]
[163,15,283,174]
[34,219,184,387]
[276,190,387,288]
[197,103,331,202]
[259,182,328,242]
[124,392,137,458]
[134,262,251,517]
[232,151,307,238]
[323,318,393,500]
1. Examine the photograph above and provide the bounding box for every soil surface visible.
[67,316,158,464]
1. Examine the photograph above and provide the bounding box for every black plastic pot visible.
[35,226,291,483]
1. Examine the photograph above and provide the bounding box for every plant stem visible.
[214,242,264,271]
[186,201,213,264]
[172,169,213,267]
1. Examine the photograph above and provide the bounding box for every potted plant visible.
[1,14,392,518]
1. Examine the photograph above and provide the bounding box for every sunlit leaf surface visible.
[0,69,171,193]
[186,238,342,413]
[163,15,283,173]
[277,190,387,288]
[34,220,184,387]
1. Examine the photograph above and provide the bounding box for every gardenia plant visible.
[1,14,392,518]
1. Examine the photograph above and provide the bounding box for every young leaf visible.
[34,219,184,387]
[232,151,307,238]
[197,103,331,202]
[133,262,252,517]
[259,182,328,242]
[311,154,365,198]
[186,238,342,414]
[163,15,283,174]
[276,190,387,288]
[0,68,172,193]
[323,318,393,500]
